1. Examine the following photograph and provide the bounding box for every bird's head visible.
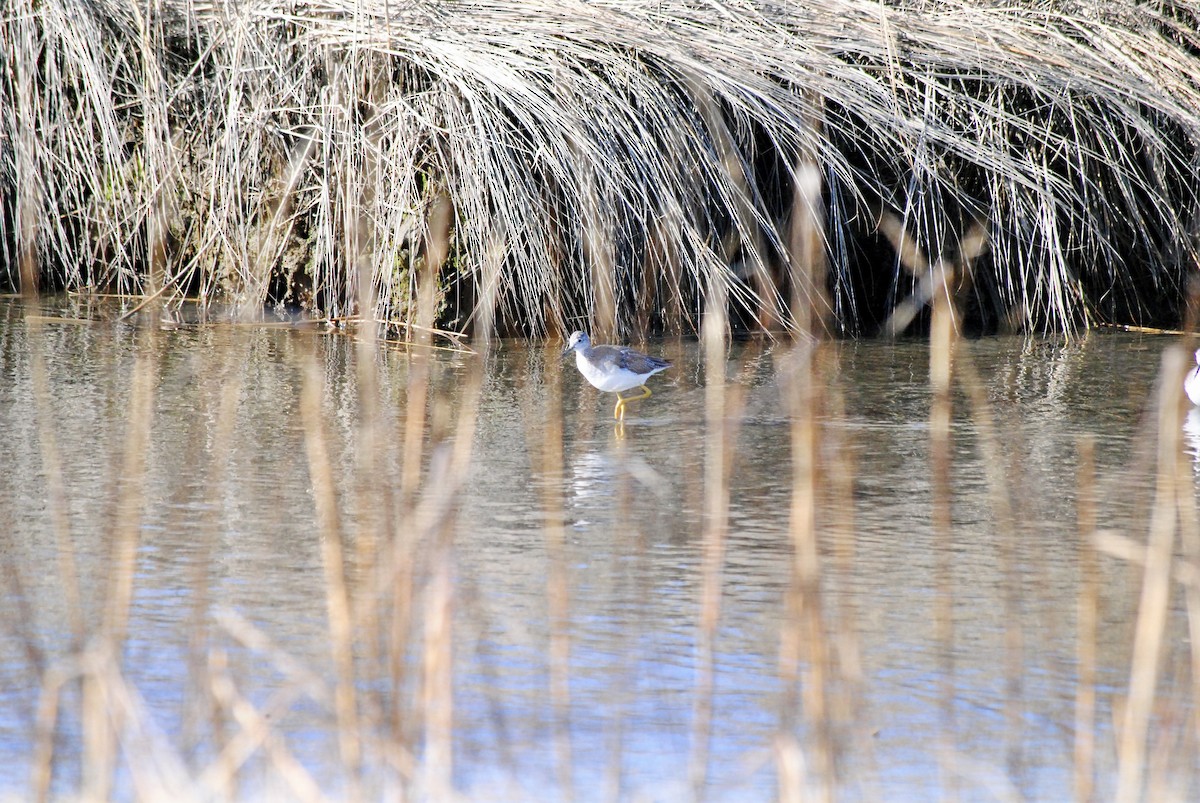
[563,330,590,356]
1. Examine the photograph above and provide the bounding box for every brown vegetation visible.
[3,1,1200,336]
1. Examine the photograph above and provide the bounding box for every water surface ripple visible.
[0,299,1192,800]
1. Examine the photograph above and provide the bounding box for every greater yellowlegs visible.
[564,331,671,420]
[1187,348,1200,405]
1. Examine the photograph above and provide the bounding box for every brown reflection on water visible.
[0,297,1195,800]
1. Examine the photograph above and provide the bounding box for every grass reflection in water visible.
[0,298,1196,800]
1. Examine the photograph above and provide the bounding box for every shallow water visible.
[0,297,1195,800]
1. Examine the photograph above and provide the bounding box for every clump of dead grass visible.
[3,0,1200,336]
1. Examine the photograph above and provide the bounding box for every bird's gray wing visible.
[617,348,670,374]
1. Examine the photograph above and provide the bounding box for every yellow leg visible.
[613,386,651,420]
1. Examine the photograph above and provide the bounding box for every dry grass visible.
[5,1,1200,795]
[3,0,1200,335]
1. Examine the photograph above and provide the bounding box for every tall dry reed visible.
[4,0,1200,335]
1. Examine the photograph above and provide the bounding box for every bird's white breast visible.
[576,350,645,392]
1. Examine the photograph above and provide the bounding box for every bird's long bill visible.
[562,345,573,358]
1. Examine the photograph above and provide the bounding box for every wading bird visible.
[564,331,671,421]
[1187,349,1200,406]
